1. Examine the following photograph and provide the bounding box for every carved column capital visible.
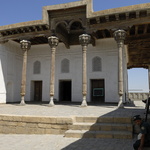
[113,29,126,45]
[79,34,91,47]
[20,40,31,50]
[48,36,59,48]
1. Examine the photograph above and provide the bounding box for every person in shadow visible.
[142,97,150,104]
[133,115,150,150]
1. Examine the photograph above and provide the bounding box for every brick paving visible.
[0,100,149,150]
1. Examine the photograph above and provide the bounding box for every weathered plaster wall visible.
[0,41,22,103]
[0,51,6,103]
[26,38,120,103]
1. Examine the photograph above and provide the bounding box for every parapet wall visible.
[128,92,149,100]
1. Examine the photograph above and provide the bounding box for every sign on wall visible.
[93,88,103,96]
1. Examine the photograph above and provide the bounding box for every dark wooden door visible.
[91,79,105,103]
[59,81,71,101]
[34,81,42,101]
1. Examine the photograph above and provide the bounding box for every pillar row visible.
[20,40,31,105]
[79,34,91,107]
[114,29,126,108]
[48,36,59,106]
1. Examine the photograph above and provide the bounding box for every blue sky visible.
[0,0,149,92]
[0,0,150,26]
[128,68,148,92]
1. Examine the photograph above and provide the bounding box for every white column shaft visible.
[21,50,27,96]
[50,47,56,97]
[48,36,59,106]
[118,43,123,96]
[82,45,87,96]
[113,29,126,108]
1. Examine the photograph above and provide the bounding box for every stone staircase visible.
[65,116,133,139]
[0,114,133,139]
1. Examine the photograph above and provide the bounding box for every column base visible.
[48,96,55,107]
[81,96,87,107]
[118,96,124,108]
[20,96,26,106]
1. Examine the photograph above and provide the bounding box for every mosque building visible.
[0,0,150,107]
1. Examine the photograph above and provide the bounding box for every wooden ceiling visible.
[90,24,150,69]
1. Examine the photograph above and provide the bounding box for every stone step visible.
[65,130,132,139]
[69,122,132,131]
[75,116,132,124]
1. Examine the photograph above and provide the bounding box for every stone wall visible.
[128,93,149,100]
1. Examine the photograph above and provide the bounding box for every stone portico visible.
[0,0,150,106]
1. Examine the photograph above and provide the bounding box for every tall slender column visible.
[79,34,91,107]
[114,29,126,108]
[20,40,31,105]
[48,36,59,106]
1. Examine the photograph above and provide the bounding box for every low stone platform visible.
[0,100,149,150]
[0,100,149,137]
[0,114,133,139]
[0,114,73,134]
